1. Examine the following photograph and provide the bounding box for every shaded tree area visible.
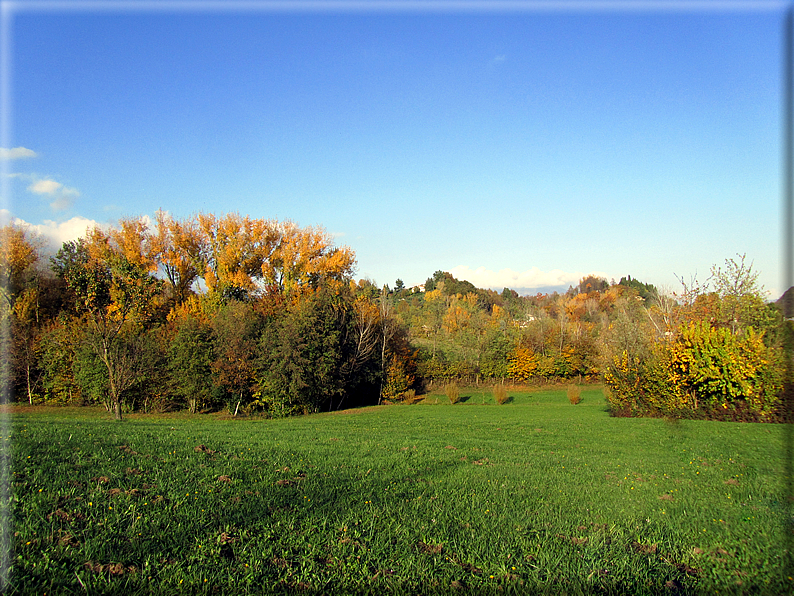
[1,214,417,417]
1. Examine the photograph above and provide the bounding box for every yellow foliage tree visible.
[0,224,39,309]
[508,347,538,382]
[263,222,355,295]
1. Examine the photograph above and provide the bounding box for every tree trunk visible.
[102,341,123,421]
[26,363,33,405]
[378,335,387,405]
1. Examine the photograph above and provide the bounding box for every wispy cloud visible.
[449,265,607,293]
[0,147,37,160]
[25,177,80,211]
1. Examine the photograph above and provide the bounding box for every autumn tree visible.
[110,216,157,273]
[56,229,159,420]
[150,211,203,305]
[0,224,40,309]
[262,221,355,295]
[195,212,277,299]
[572,275,609,296]
[10,288,43,403]
[0,224,45,402]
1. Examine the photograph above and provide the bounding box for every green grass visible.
[3,387,790,595]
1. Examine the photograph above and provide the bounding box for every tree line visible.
[1,214,788,421]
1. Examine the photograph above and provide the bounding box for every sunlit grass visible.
[4,388,789,594]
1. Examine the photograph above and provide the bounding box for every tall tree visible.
[1,225,43,402]
[263,222,355,295]
[150,211,203,305]
[256,285,352,415]
[0,224,39,310]
[710,254,768,335]
[57,229,159,420]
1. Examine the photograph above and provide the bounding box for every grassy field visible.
[3,386,790,595]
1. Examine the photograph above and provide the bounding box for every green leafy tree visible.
[479,328,514,380]
[210,300,261,414]
[618,275,657,302]
[256,286,354,415]
[39,318,80,404]
[73,336,111,408]
[58,231,159,420]
[169,315,215,413]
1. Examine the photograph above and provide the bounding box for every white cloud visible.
[26,177,80,211]
[8,216,98,252]
[28,179,62,195]
[449,265,608,293]
[0,147,37,160]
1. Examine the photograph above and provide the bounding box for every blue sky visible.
[1,1,786,297]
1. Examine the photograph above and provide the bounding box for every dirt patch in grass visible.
[84,561,137,576]
[631,541,657,555]
[449,556,482,575]
[56,531,80,547]
[417,540,443,554]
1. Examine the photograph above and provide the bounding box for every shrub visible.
[382,355,412,402]
[668,322,782,417]
[402,389,423,404]
[493,384,508,405]
[445,383,460,404]
[567,384,581,405]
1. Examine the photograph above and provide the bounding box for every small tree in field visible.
[567,384,581,405]
[493,384,508,405]
[445,383,460,404]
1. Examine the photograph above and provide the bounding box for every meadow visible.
[3,387,790,595]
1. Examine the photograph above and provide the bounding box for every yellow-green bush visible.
[668,322,782,419]
[603,322,783,421]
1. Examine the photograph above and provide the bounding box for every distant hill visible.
[775,286,794,317]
